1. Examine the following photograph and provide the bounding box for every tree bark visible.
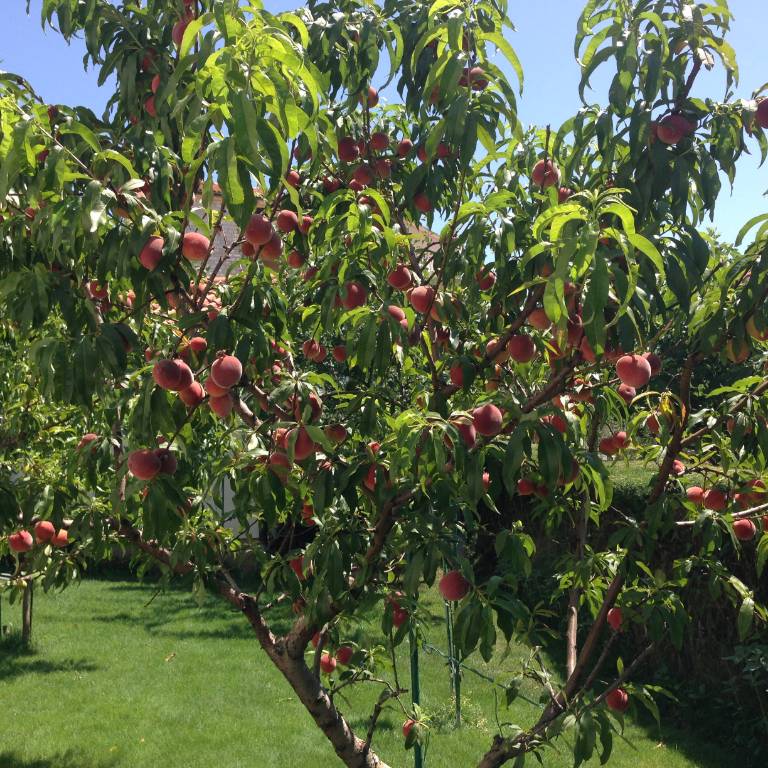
[21,579,33,646]
[220,586,392,768]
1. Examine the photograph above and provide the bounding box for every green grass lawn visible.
[0,575,749,768]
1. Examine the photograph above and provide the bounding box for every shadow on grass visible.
[0,750,117,768]
[0,653,98,683]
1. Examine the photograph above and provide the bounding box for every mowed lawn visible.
[0,575,748,768]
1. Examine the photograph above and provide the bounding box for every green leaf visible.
[737,596,754,640]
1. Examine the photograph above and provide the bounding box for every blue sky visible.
[1,0,765,243]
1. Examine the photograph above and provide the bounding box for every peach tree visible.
[1,0,767,766]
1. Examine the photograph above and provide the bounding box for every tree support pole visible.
[409,621,424,768]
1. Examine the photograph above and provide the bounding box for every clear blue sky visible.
[1,0,765,243]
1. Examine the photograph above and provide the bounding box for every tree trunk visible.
[21,580,33,646]
[221,585,392,768]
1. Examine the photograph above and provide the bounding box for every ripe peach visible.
[209,393,234,419]
[413,192,432,214]
[287,250,305,268]
[388,264,412,290]
[472,403,503,437]
[342,281,367,310]
[449,364,464,387]
[410,285,435,314]
[179,381,205,407]
[439,570,471,601]
[172,18,189,48]
[656,114,695,145]
[276,209,299,233]
[456,421,477,448]
[476,268,496,291]
[289,555,305,580]
[336,646,354,666]
[52,529,69,547]
[507,334,535,363]
[402,719,416,739]
[139,236,164,271]
[607,607,623,631]
[35,521,56,543]
[325,424,348,444]
[558,187,573,203]
[205,377,229,398]
[686,486,705,505]
[245,214,273,246]
[733,518,756,541]
[332,345,347,362]
[392,606,409,629]
[703,489,727,511]
[397,139,413,158]
[757,99,768,129]
[617,384,636,404]
[128,449,161,480]
[643,352,662,376]
[77,432,99,451]
[386,305,406,323]
[181,232,211,261]
[289,427,316,461]
[531,159,560,188]
[211,355,242,389]
[606,687,629,713]
[338,136,359,163]
[154,448,177,475]
[153,359,192,391]
[320,652,337,675]
[285,170,300,189]
[527,308,551,331]
[262,231,283,262]
[9,530,33,553]
[646,414,660,435]
[671,459,685,476]
[616,354,652,388]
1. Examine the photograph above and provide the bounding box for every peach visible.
[261,231,283,261]
[154,448,177,475]
[439,570,471,601]
[388,264,412,290]
[153,359,193,392]
[643,352,662,376]
[179,381,205,407]
[332,345,347,362]
[289,427,316,461]
[245,214,273,246]
[531,159,560,188]
[139,236,164,271]
[472,403,503,437]
[402,720,416,739]
[336,646,354,666]
[456,421,477,448]
[726,339,750,364]
[172,18,189,47]
[205,377,229,398]
[686,486,705,505]
[397,139,413,157]
[757,99,768,129]
[616,354,652,388]
[285,170,300,188]
[449,364,464,387]
[607,607,622,631]
[289,555,305,580]
[733,518,756,541]
[476,268,496,291]
[342,281,367,310]
[410,285,435,313]
[703,488,727,511]
[617,383,636,404]
[338,136,359,163]
[324,424,348,444]
[52,529,69,547]
[35,521,56,543]
[656,114,695,145]
[276,209,299,233]
[507,334,535,363]
[320,652,337,675]
[671,459,685,476]
[128,449,161,480]
[413,192,432,213]
[211,355,242,389]
[77,432,99,451]
[606,687,629,713]
[527,308,551,331]
[386,305,406,322]
[209,393,234,419]
[9,530,33,553]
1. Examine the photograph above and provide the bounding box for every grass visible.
[0,575,753,768]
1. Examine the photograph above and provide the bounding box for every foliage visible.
[1,1,768,766]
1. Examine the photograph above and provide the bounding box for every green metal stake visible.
[408,621,424,768]
[444,599,461,727]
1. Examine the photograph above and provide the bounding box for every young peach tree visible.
[1,0,767,765]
